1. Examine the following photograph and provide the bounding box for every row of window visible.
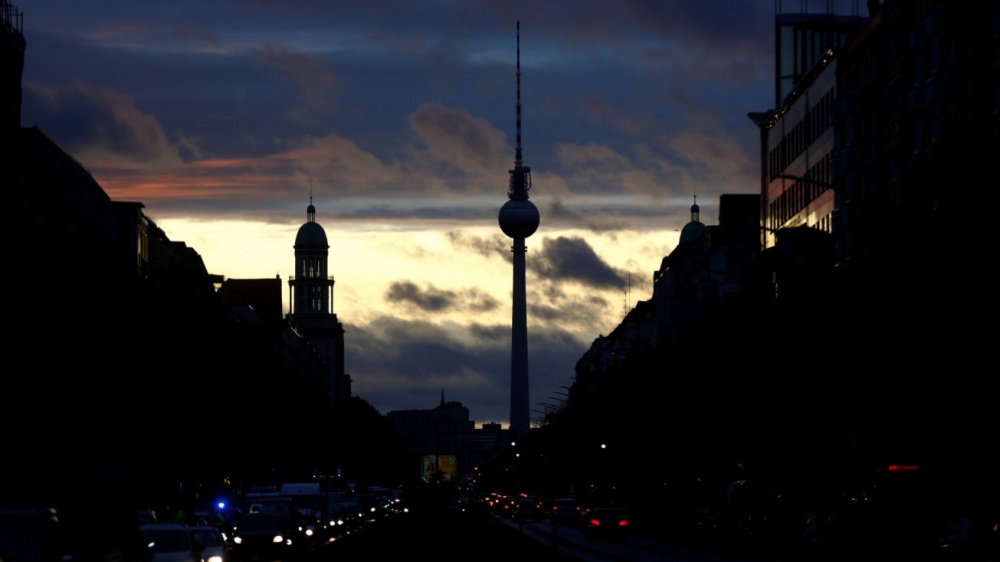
[769,89,835,180]
[768,153,833,231]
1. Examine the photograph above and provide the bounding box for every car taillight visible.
[589,519,600,526]
[619,520,629,527]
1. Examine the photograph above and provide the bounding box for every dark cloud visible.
[532,236,627,289]
[385,281,500,313]
[544,197,631,233]
[24,80,182,168]
[386,281,454,312]
[408,103,510,175]
[257,44,340,112]
[344,314,586,422]
[446,230,511,263]
[172,25,222,47]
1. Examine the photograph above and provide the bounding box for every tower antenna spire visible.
[508,21,531,199]
[515,20,522,168]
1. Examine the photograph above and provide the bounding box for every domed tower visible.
[679,195,706,245]
[497,22,539,438]
[288,197,349,406]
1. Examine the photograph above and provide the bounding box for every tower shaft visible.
[510,237,529,436]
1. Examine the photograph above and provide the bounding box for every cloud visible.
[344,314,586,421]
[386,281,454,312]
[552,142,669,198]
[385,281,500,313]
[173,26,223,48]
[544,197,630,233]
[89,21,157,43]
[529,294,613,327]
[533,236,627,289]
[25,80,183,169]
[257,44,340,112]
[663,130,757,185]
[555,142,631,169]
[446,231,510,262]
[408,103,511,178]
[577,93,647,136]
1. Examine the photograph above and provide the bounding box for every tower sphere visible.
[499,198,540,239]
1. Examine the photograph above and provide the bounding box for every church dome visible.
[679,220,706,244]
[295,198,328,248]
[678,195,704,244]
[295,221,328,248]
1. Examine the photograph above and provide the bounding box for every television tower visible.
[498,21,539,438]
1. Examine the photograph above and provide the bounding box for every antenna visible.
[515,20,522,168]
[508,21,531,198]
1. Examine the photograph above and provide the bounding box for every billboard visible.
[422,455,458,482]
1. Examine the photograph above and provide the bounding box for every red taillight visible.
[619,520,629,527]
[589,519,600,526]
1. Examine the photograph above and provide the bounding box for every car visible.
[512,497,541,521]
[188,526,227,562]
[230,514,296,561]
[139,523,204,562]
[550,498,583,525]
[585,507,631,542]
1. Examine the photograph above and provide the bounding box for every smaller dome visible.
[295,221,328,248]
[499,199,540,239]
[307,203,316,215]
[679,220,706,245]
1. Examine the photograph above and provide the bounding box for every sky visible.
[16,0,847,427]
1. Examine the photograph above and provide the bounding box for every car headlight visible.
[272,535,283,543]
[207,556,223,562]
[305,529,314,536]
[233,537,242,544]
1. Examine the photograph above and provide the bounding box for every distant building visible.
[387,392,477,480]
[286,199,350,407]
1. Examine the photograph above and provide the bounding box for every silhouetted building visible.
[219,276,284,326]
[746,0,999,511]
[286,199,350,407]
[386,392,476,480]
[750,2,862,253]
[752,0,997,272]
[772,1,863,106]
[651,194,762,350]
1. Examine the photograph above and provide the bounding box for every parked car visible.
[139,523,203,562]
